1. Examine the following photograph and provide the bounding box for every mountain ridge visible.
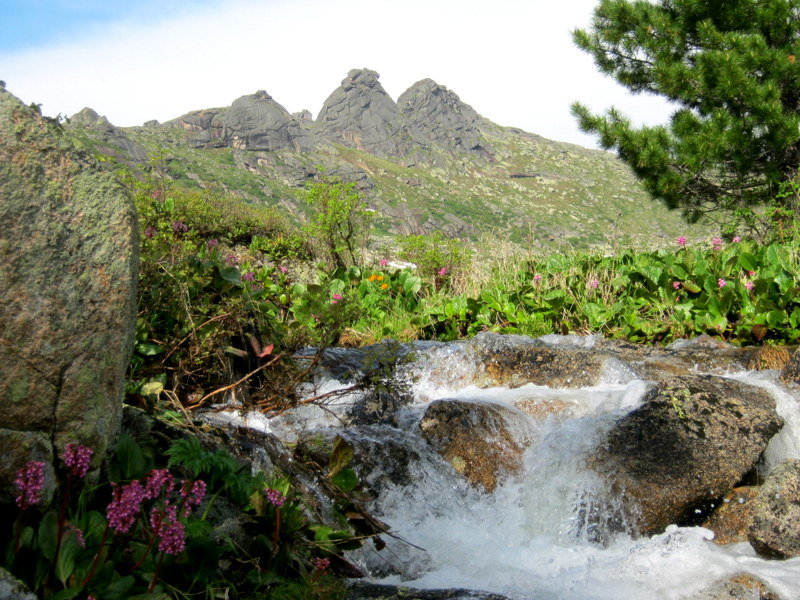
[64,68,711,247]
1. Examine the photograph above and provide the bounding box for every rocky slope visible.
[65,68,710,247]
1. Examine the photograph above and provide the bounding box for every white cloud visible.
[0,0,675,148]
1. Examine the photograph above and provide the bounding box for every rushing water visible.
[207,336,800,599]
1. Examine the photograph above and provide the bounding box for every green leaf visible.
[103,575,136,600]
[682,281,701,293]
[328,437,354,477]
[331,468,358,492]
[38,510,58,561]
[220,266,241,284]
[55,535,81,587]
[49,587,83,600]
[738,253,757,272]
[110,433,147,481]
[135,343,163,356]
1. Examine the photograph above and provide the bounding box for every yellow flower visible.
[381,283,389,290]
[377,275,384,281]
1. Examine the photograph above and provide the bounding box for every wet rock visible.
[779,348,800,386]
[0,87,139,494]
[702,487,759,545]
[477,344,610,389]
[0,567,38,600]
[746,346,792,371]
[749,459,800,559]
[590,375,783,536]
[513,397,580,421]
[295,426,446,498]
[688,574,780,600]
[346,582,512,600]
[419,399,532,492]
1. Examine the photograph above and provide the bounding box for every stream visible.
[206,334,800,600]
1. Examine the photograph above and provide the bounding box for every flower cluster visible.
[330,293,343,305]
[171,221,188,233]
[313,557,331,572]
[144,226,157,239]
[712,237,723,251]
[437,267,448,277]
[150,503,186,555]
[107,481,146,534]
[265,487,285,507]
[63,443,93,479]
[677,236,687,247]
[15,461,45,510]
[588,278,600,290]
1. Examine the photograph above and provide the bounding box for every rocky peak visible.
[67,107,148,162]
[223,90,314,152]
[315,68,423,158]
[398,78,492,159]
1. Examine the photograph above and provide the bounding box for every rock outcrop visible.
[69,107,148,163]
[419,399,532,492]
[398,78,492,160]
[223,90,314,152]
[0,87,139,499]
[688,574,780,600]
[589,375,783,536]
[316,68,423,158]
[748,459,800,559]
[702,487,759,545]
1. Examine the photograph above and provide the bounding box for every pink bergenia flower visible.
[206,238,219,249]
[106,481,146,534]
[588,278,600,290]
[748,271,756,277]
[330,293,343,305]
[265,487,286,507]
[242,272,255,282]
[677,236,687,247]
[718,278,727,288]
[279,266,288,274]
[712,237,723,251]
[533,274,542,284]
[314,557,331,572]
[672,281,681,290]
[745,280,755,291]
[63,443,93,479]
[172,221,188,233]
[150,503,186,555]
[732,236,741,243]
[144,469,175,499]
[15,461,45,510]
[379,259,388,267]
[437,267,448,277]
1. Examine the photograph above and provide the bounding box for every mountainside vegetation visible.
[65,68,712,250]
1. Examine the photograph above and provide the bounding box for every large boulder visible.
[223,90,314,152]
[779,348,800,385]
[419,399,532,492]
[748,459,800,559]
[477,345,611,389]
[0,85,138,499]
[702,487,759,545]
[687,574,780,600]
[589,375,783,536]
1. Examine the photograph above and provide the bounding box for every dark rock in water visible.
[687,574,781,600]
[346,582,512,600]
[316,68,424,159]
[749,459,800,559]
[68,107,148,162]
[0,86,138,496]
[223,90,314,152]
[702,486,759,545]
[0,567,38,600]
[398,78,492,160]
[590,375,783,536]
[419,399,532,492]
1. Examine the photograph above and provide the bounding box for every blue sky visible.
[0,0,673,148]
[0,1,216,52]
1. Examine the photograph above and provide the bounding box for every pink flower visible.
[106,481,146,534]
[588,278,600,289]
[144,469,175,499]
[242,272,255,282]
[533,274,542,284]
[150,503,186,555]
[672,281,681,290]
[748,270,756,277]
[745,280,755,291]
[279,266,288,274]
[181,480,207,516]
[15,461,45,510]
[437,267,448,277]
[314,557,331,572]
[379,259,388,267]
[712,237,723,251]
[732,236,741,243]
[717,278,727,288]
[265,487,285,507]
[144,226,157,239]
[62,443,93,479]
[677,236,687,247]
[67,524,85,548]
[206,238,219,249]
[331,293,343,305]
[172,221,188,233]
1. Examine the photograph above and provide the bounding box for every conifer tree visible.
[572,0,800,230]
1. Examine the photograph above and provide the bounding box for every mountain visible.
[64,68,709,247]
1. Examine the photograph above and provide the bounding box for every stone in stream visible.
[0,86,139,499]
[702,486,759,545]
[346,582,512,600]
[419,399,532,492]
[589,375,783,537]
[779,347,800,385]
[687,574,781,600]
[748,459,800,559]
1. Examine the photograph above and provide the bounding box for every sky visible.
[0,0,675,149]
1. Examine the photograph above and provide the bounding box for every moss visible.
[7,378,29,404]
